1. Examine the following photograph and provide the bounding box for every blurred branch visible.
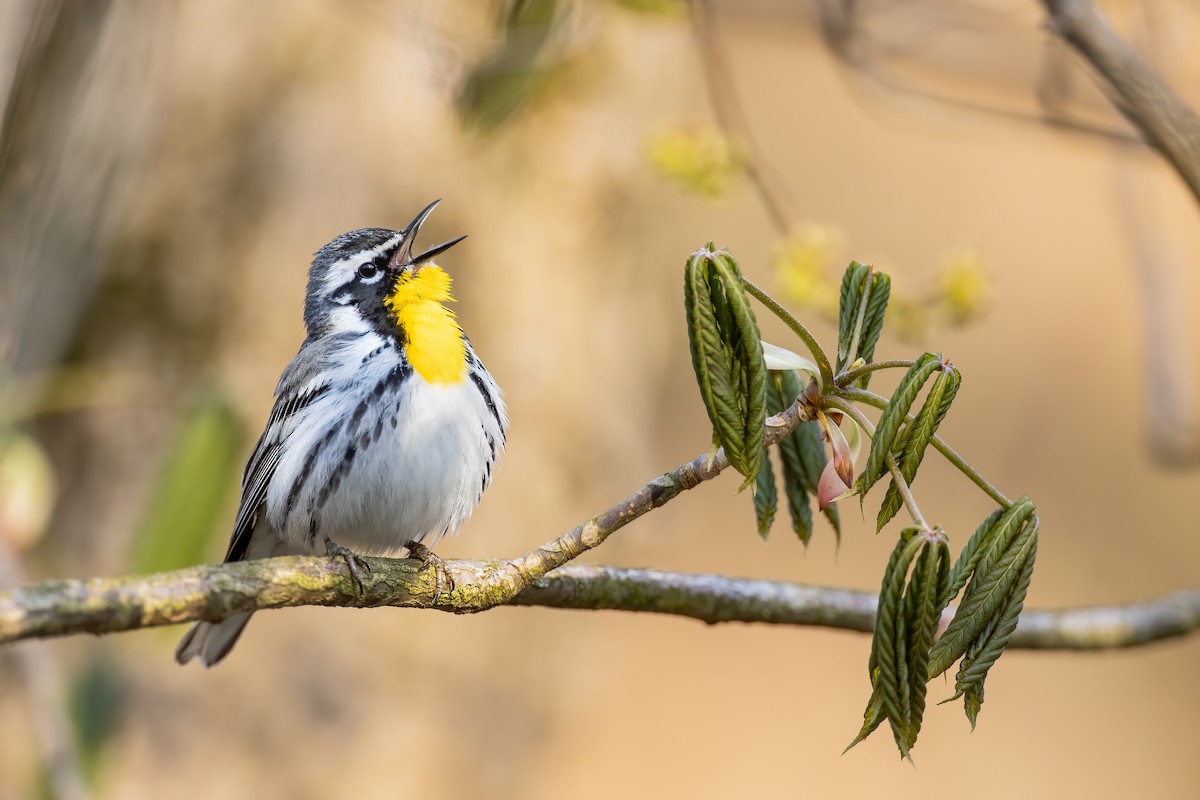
[1042,0,1200,208]
[1043,0,1200,464]
[691,0,794,233]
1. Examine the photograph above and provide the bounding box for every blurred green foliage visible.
[130,389,243,572]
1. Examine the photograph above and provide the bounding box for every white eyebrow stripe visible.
[320,231,407,295]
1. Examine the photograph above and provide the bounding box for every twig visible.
[837,386,1012,507]
[743,278,834,385]
[690,0,794,234]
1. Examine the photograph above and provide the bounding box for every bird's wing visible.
[224,381,329,563]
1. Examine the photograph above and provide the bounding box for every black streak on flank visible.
[285,418,345,519]
[469,370,503,436]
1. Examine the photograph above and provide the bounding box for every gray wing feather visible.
[224,359,331,562]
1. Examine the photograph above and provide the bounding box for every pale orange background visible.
[3,2,1199,798]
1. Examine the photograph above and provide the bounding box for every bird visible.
[175,200,507,667]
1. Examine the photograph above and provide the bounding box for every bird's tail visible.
[175,521,307,667]
[175,613,254,667]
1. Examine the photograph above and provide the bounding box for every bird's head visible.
[304,200,466,341]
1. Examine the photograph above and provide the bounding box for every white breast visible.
[264,337,505,555]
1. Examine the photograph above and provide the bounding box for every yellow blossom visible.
[773,224,845,319]
[647,126,745,198]
[938,252,990,325]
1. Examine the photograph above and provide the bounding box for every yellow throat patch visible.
[384,265,466,385]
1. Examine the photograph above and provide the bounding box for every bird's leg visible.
[324,537,371,593]
[406,541,454,603]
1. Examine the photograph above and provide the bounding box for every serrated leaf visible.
[872,529,925,750]
[876,362,961,530]
[844,676,887,753]
[857,272,892,377]
[945,507,1005,602]
[768,372,814,544]
[900,535,944,753]
[754,446,778,539]
[927,498,1037,679]
[859,353,943,497]
[949,519,1038,705]
[836,261,872,371]
[684,247,766,486]
[972,496,1036,583]
[963,685,983,730]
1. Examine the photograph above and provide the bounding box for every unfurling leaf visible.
[836,261,872,371]
[767,371,813,543]
[876,360,961,530]
[817,458,851,512]
[947,517,1037,705]
[927,497,1036,678]
[848,527,948,758]
[761,341,820,376]
[684,246,767,487]
[754,447,778,539]
[858,353,943,498]
[922,499,1039,730]
[835,262,891,381]
[856,272,891,376]
[819,410,855,489]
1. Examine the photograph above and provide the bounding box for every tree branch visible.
[4,556,1198,651]
[0,396,815,644]
[4,384,1197,653]
[1042,0,1200,208]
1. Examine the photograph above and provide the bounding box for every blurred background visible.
[2,0,1199,797]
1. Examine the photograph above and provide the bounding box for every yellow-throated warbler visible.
[176,200,506,667]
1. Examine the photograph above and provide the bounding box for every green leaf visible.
[858,353,942,498]
[844,675,888,753]
[767,372,813,544]
[131,390,243,573]
[872,529,925,750]
[876,362,961,530]
[899,533,946,753]
[949,518,1038,704]
[857,271,892,374]
[945,507,1005,602]
[754,447,778,539]
[836,262,872,372]
[683,247,766,487]
[927,498,1037,678]
[963,685,983,731]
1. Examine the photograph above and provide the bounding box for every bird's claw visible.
[407,541,454,603]
[324,537,371,593]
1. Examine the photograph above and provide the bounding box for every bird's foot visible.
[324,537,371,593]
[407,541,454,603]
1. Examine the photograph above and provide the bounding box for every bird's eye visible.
[357,263,379,280]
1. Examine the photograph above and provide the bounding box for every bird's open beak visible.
[387,199,467,278]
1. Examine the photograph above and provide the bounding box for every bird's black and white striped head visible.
[303,200,466,339]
